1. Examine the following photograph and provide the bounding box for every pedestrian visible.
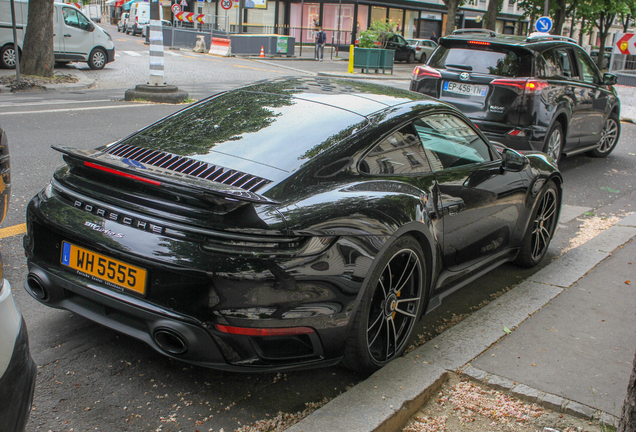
[315,26,326,61]
[430,31,438,43]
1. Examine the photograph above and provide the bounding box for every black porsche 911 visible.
[23,77,562,373]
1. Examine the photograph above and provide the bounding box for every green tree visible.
[20,0,54,77]
[442,0,463,36]
[484,0,503,31]
[357,20,395,48]
[579,0,628,68]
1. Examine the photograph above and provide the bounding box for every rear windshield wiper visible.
[445,64,473,71]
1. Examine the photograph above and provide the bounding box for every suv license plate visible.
[61,241,147,295]
[443,81,488,96]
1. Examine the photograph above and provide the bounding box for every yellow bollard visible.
[348,45,354,74]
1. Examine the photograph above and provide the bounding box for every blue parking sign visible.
[536,16,553,33]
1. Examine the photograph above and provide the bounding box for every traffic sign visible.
[535,16,553,33]
[616,33,636,55]
[179,0,187,6]
[220,0,231,9]
[171,4,180,14]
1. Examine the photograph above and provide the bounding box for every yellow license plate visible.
[61,241,147,295]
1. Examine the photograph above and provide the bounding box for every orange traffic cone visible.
[259,46,265,58]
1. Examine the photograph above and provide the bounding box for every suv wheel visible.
[420,53,426,63]
[543,122,563,165]
[587,112,620,158]
[407,52,415,64]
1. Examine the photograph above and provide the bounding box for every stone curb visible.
[460,366,619,427]
[286,217,636,432]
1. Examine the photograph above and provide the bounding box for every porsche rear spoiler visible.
[52,146,280,206]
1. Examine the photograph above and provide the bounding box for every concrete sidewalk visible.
[286,213,636,432]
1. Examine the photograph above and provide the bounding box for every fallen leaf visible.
[503,326,512,334]
[626,281,631,285]
[584,211,595,217]
[600,187,620,193]
[531,363,537,366]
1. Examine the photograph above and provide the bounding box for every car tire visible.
[341,235,426,374]
[587,112,620,158]
[88,48,107,70]
[1,45,17,69]
[420,53,426,63]
[514,181,559,268]
[543,122,563,166]
[407,52,415,64]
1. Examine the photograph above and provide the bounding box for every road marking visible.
[164,51,181,56]
[116,38,127,41]
[0,99,113,108]
[123,51,142,56]
[3,104,154,115]
[0,223,26,239]
[231,64,285,73]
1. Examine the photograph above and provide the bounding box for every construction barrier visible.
[209,37,231,57]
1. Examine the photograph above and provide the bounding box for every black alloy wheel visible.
[515,181,559,268]
[587,113,620,158]
[543,122,563,166]
[342,236,426,373]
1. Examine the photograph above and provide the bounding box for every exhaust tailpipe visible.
[153,328,188,355]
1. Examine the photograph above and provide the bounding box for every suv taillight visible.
[412,65,442,80]
[491,78,548,93]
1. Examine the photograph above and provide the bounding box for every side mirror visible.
[603,73,618,86]
[501,148,528,172]
[86,22,95,32]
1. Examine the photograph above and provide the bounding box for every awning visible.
[122,0,135,10]
[114,0,125,6]
[104,0,117,6]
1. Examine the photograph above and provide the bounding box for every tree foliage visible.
[357,20,395,49]
[20,0,54,77]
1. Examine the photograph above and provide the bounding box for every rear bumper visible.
[475,121,548,153]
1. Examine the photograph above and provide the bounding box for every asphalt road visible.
[1,31,635,431]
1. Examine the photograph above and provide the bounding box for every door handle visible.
[64,34,72,37]
[447,204,461,216]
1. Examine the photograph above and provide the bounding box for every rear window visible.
[429,45,533,77]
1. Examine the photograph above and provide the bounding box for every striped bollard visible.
[148,18,165,86]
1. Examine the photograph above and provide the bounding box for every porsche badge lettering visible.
[74,200,164,235]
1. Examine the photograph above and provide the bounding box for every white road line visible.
[164,51,182,56]
[0,99,113,108]
[122,51,143,56]
[3,104,154,115]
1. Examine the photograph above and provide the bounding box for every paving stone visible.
[511,384,540,402]
[485,374,515,391]
[461,366,489,381]
[564,400,595,419]
[538,393,565,412]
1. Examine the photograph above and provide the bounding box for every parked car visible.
[0,124,37,432]
[127,1,163,36]
[406,38,438,63]
[117,12,129,33]
[384,33,417,63]
[23,77,562,374]
[410,31,621,165]
[141,19,172,38]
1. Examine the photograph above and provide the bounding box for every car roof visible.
[441,32,581,53]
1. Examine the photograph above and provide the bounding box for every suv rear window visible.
[429,45,533,77]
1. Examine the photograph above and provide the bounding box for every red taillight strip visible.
[84,161,162,186]
[412,65,442,78]
[216,324,315,336]
[491,78,548,92]
[468,40,490,46]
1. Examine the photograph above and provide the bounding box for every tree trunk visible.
[618,350,636,432]
[552,0,566,35]
[484,0,499,31]
[597,13,614,69]
[20,0,54,77]
[443,0,461,36]
[578,17,586,46]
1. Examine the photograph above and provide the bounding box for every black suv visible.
[410,30,621,164]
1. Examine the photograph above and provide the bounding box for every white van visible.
[0,0,115,70]
[127,2,163,36]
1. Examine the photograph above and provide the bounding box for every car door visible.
[412,113,527,271]
[386,35,408,61]
[573,48,608,145]
[59,6,93,61]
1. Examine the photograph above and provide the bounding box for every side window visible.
[360,124,433,175]
[413,114,492,170]
[63,8,79,28]
[543,48,576,79]
[577,51,601,84]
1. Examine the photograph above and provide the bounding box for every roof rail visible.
[526,34,577,44]
[452,29,497,37]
